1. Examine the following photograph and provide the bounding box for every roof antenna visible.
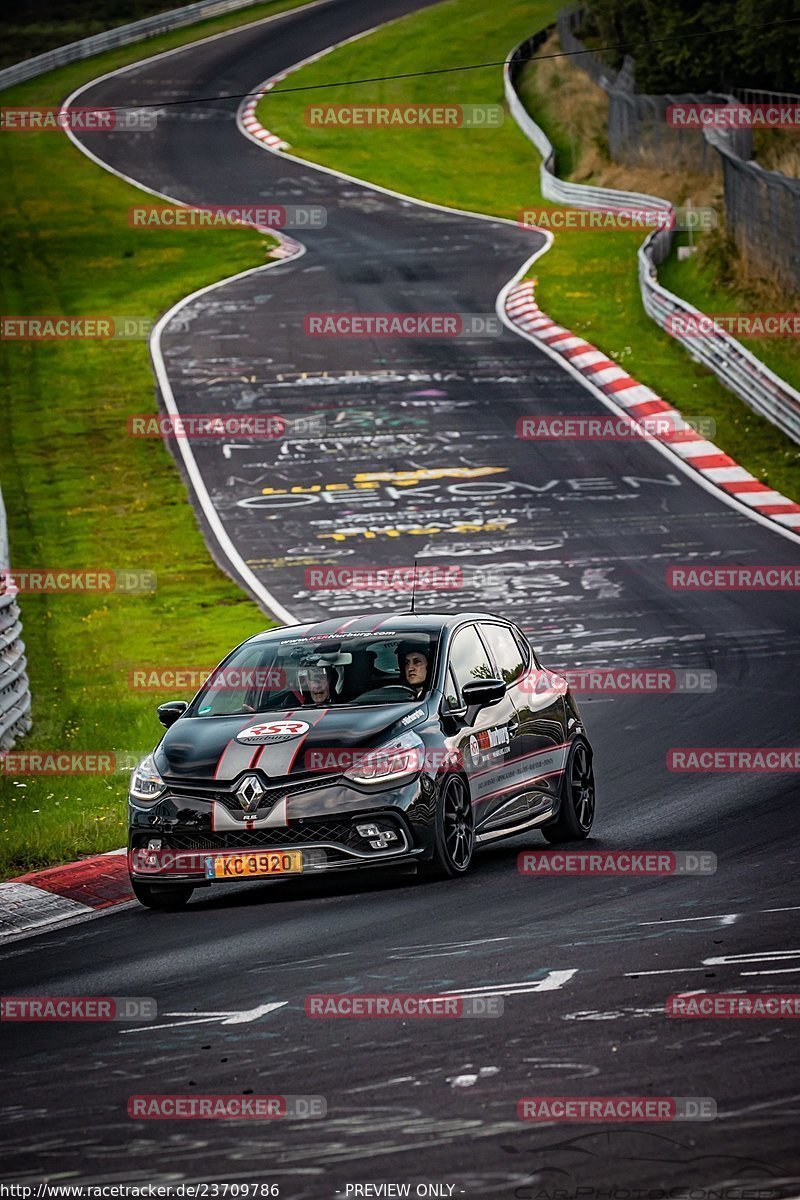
[409,558,419,614]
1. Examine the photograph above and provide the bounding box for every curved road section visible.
[3,0,798,1194]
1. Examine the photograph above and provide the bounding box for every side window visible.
[446,626,494,708]
[444,667,460,711]
[200,646,268,716]
[513,626,535,668]
[480,623,525,685]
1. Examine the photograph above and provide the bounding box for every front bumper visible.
[128,772,435,883]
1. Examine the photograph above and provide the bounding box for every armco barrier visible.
[0,485,32,752]
[0,0,274,92]
[504,29,800,447]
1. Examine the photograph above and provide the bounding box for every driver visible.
[397,640,430,699]
[300,663,338,705]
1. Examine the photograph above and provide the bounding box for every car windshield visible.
[188,629,441,717]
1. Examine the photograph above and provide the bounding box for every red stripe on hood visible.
[253,706,329,775]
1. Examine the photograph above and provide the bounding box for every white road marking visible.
[441,969,578,997]
[638,913,740,926]
[388,936,514,960]
[564,1005,665,1021]
[121,1000,288,1033]
[448,1066,500,1089]
[389,937,512,950]
[167,1011,232,1017]
[624,967,711,977]
[625,948,800,978]
[120,974,576,1035]
[715,1092,800,1120]
[221,1002,289,1024]
[740,968,800,976]
[703,950,800,965]
[121,1015,227,1032]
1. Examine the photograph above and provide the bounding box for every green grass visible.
[659,232,800,391]
[258,0,800,502]
[0,0,319,878]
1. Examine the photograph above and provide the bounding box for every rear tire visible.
[423,775,475,879]
[542,740,595,843]
[131,879,194,910]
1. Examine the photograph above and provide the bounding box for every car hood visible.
[153,700,429,782]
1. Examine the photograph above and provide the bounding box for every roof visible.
[250,611,512,643]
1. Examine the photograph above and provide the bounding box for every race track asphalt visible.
[3,1,799,1194]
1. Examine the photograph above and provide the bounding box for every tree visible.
[581,0,799,93]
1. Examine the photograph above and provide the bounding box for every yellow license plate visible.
[206,850,303,879]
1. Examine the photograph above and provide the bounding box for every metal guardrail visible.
[0,486,32,752]
[504,31,800,447]
[0,0,270,92]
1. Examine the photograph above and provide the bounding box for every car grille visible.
[166,774,340,816]
[166,819,365,852]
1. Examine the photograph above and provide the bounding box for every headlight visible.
[343,732,424,786]
[129,753,166,802]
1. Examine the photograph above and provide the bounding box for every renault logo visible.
[234,775,267,813]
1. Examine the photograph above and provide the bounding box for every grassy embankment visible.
[0,0,317,876]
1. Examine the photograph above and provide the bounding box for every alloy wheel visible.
[570,743,595,830]
[442,777,475,870]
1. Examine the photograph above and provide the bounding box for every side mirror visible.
[461,678,506,722]
[157,700,188,728]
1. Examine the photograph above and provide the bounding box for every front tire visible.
[542,740,595,843]
[131,879,194,910]
[424,775,475,879]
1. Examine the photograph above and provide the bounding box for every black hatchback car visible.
[128,612,596,907]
